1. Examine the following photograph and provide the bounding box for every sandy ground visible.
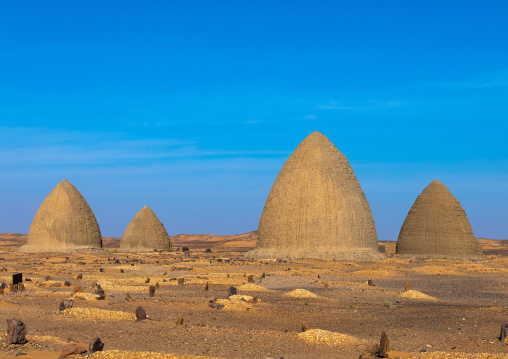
[0,234,506,358]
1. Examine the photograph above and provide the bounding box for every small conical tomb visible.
[245,131,381,260]
[396,180,483,259]
[20,179,103,252]
[120,206,171,252]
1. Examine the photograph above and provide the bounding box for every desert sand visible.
[0,233,507,358]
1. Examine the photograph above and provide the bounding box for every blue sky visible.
[1,1,507,240]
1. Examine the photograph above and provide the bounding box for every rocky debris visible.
[135,307,147,321]
[378,331,389,358]
[10,284,17,292]
[96,293,106,300]
[145,277,150,284]
[205,248,212,253]
[500,323,507,343]
[178,278,184,285]
[51,282,61,287]
[175,317,184,325]
[7,318,27,344]
[228,286,237,297]
[405,280,411,292]
[64,280,71,286]
[96,284,105,296]
[302,323,310,332]
[59,343,87,357]
[120,269,124,273]
[46,275,51,281]
[73,286,83,294]
[182,246,189,252]
[59,299,73,311]
[89,337,104,354]
[99,268,104,273]
[248,275,254,283]
[125,293,133,302]
[149,285,156,297]
[209,303,224,310]
[76,273,82,280]
[17,283,25,291]
[358,344,380,358]
[367,280,375,286]
[0,282,6,289]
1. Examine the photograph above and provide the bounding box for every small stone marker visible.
[7,318,27,344]
[155,282,160,290]
[76,273,83,280]
[135,306,147,321]
[59,299,73,311]
[248,275,254,283]
[178,278,184,285]
[500,323,507,343]
[149,285,156,297]
[89,337,105,354]
[301,323,310,332]
[204,282,209,291]
[205,248,212,253]
[64,280,71,287]
[367,279,375,287]
[125,293,133,302]
[60,343,87,358]
[73,286,83,294]
[176,317,184,325]
[145,277,150,284]
[323,283,328,291]
[228,286,237,297]
[405,280,411,292]
[378,331,389,358]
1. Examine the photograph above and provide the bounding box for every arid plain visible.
[0,233,507,359]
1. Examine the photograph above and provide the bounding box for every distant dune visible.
[0,232,506,254]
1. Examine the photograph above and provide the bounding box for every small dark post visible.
[13,273,22,291]
[378,331,389,358]
[405,280,411,292]
[500,323,507,343]
[247,275,254,283]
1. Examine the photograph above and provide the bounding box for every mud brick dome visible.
[20,179,103,252]
[396,180,483,260]
[120,205,171,252]
[246,131,381,260]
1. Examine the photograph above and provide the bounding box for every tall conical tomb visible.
[20,179,103,252]
[396,180,483,259]
[120,206,171,252]
[245,131,382,260]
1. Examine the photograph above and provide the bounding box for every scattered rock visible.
[96,284,105,296]
[317,274,321,279]
[46,275,51,281]
[228,286,237,297]
[59,299,73,311]
[367,280,375,287]
[301,323,310,332]
[64,280,71,287]
[378,331,389,358]
[59,343,87,358]
[99,268,104,273]
[51,282,62,287]
[178,278,184,285]
[76,274,82,280]
[25,278,32,282]
[204,282,209,291]
[182,246,189,252]
[359,344,380,358]
[10,284,17,292]
[176,317,184,325]
[73,286,83,294]
[205,248,212,253]
[96,294,106,300]
[261,273,266,279]
[248,275,254,283]
[125,293,133,302]
[89,337,104,354]
[135,307,147,321]
[145,278,150,284]
[405,280,411,292]
[7,318,27,344]
[0,282,6,289]
[18,283,25,291]
[500,323,507,343]
[149,285,156,297]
